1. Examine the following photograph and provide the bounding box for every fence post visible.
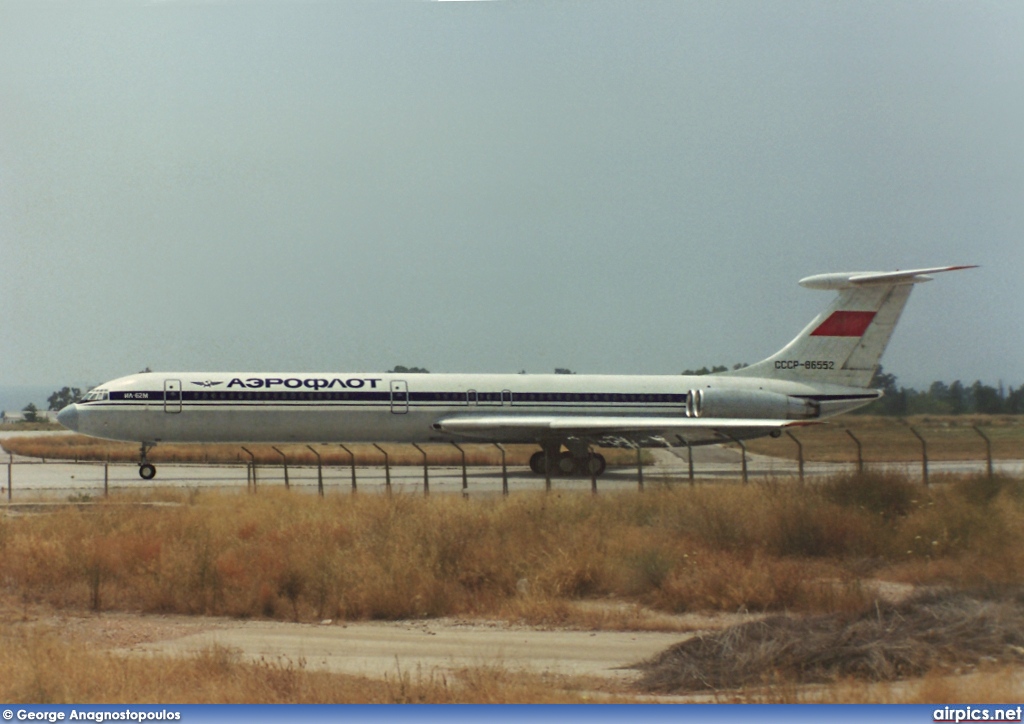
[973,426,994,480]
[589,447,598,495]
[785,431,804,482]
[845,429,863,473]
[373,444,391,494]
[724,435,748,484]
[104,461,109,498]
[241,447,256,493]
[339,444,356,493]
[494,444,508,497]
[7,453,12,501]
[412,443,429,496]
[675,435,694,485]
[306,446,324,497]
[636,445,644,492]
[272,447,289,490]
[452,442,468,497]
[908,427,929,486]
[544,448,553,493]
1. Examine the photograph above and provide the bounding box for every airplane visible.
[57,265,974,480]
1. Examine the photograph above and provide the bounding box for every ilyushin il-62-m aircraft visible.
[58,265,974,480]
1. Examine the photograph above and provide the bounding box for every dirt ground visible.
[29,602,774,688]
[45,606,755,682]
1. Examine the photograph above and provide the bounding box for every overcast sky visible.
[2,0,1021,390]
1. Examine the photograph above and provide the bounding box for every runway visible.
[3,434,1021,501]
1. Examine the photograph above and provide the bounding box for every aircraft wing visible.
[434,415,815,445]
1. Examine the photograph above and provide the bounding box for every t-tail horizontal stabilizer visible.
[721,265,976,389]
[798,265,978,290]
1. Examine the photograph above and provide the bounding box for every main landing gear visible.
[138,442,157,480]
[529,443,607,477]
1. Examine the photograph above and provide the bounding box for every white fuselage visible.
[59,371,878,447]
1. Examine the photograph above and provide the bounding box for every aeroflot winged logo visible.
[191,380,225,388]
[227,377,383,390]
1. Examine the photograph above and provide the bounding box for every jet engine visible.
[688,388,819,420]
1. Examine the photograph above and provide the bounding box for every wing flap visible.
[435,415,813,440]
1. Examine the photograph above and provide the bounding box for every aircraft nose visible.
[57,404,79,431]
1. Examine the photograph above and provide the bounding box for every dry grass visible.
[1,472,1022,625]
[677,665,1024,703]
[798,666,1024,703]
[746,415,1024,462]
[0,422,63,432]
[3,472,1024,703]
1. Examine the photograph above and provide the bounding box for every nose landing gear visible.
[138,443,157,480]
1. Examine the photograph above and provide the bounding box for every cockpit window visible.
[80,390,109,403]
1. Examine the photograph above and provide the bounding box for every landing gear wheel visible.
[139,463,156,480]
[529,451,546,474]
[557,451,576,475]
[584,453,606,476]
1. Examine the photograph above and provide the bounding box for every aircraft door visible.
[164,379,182,413]
[390,380,409,414]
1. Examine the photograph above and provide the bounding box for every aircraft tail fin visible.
[721,265,976,389]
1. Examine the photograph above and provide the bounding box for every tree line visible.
[863,368,1024,415]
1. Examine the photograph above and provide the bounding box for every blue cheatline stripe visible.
[105,390,692,405]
